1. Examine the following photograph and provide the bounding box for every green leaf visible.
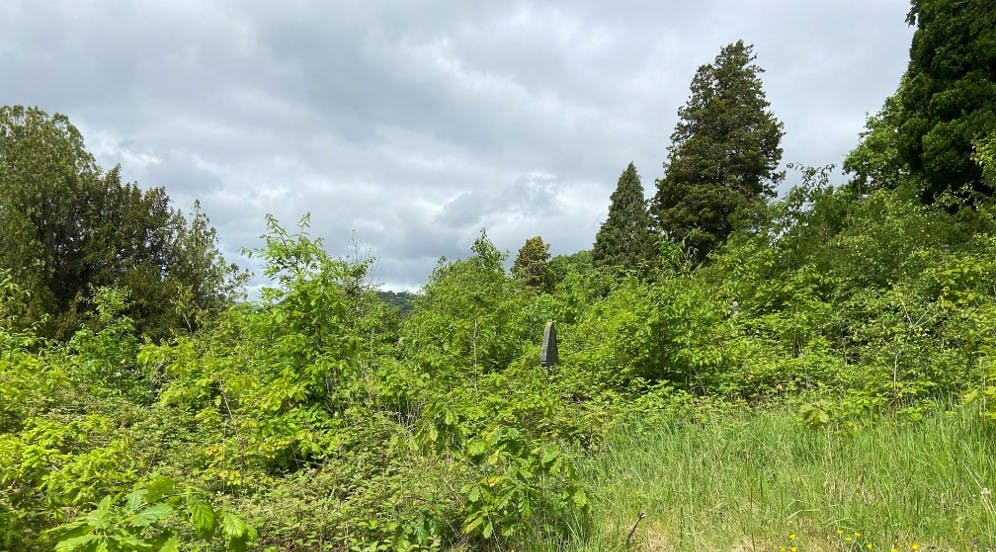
[86,496,114,530]
[188,498,216,538]
[572,489,589,509]
[463,515,484,535]
[130,503,173,528]
[55,533,99,552]
[109,533,149,550]
[158,536,180,552]
[540,447,559,467]
[126,489,148,512]
[221,511,246,539]
[145,477,175,503]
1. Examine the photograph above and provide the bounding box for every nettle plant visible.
[53,477,256,552]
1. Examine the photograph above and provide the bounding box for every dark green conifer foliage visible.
[896,0,996,202]
[652,40,784,260]
[512,235,555,293]
[592,163,653,271]
[0,105,244,339]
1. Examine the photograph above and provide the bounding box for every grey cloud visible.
[0,0,915,290]
[437,172,560,228]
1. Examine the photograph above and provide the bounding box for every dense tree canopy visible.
[896,0,996,202]
[0,105,244,339]
[652,40,784,260]
[404,231,530,375]
[592,163,654,272]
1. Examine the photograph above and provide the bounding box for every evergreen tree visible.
[511,235,555,293]
[651,41,784,260]
[593,163,653,271]
[0,105,245,339]
[895,0,996,202]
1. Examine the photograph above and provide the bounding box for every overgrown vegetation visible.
[3,1,996,549]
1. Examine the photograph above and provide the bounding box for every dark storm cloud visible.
[0,0,914,290]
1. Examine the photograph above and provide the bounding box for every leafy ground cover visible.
[3,175,996,550]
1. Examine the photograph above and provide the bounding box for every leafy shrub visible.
[401,231,529,377]
[54,478,256,552]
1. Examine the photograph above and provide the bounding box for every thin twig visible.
[221,391,248,490]
[626,511,647,549]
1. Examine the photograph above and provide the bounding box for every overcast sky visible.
[2,0,914,291]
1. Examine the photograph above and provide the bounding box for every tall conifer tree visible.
[592,163,653,270]
[652,40,784,260]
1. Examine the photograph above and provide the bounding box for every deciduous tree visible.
[844,95,907,193]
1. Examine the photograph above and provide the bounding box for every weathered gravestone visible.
[540,320,558,366]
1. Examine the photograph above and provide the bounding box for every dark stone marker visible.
[541,321,558,366]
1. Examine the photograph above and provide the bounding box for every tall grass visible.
[531,405,996,551]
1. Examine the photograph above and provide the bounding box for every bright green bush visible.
[401,231,530,377]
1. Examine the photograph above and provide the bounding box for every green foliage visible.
[975,133,996,188]
[592,163,654,272]
[0,268,44,353]
[66,288,146,400]
[142,215,388,484]
[458,426,586,543]
[5,182,996,549]
[376,289,416,318]
[53,479,256,552]
[410,362,592,547]
[563,272,727,395]
[9,25,996,546]
[402,230,529,376]
[0,105,245,340]
[844,95,908,193]
[512,235,556,293]
[652,40,785,260]
[896,0,996,201]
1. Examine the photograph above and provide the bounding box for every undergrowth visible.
[4,180,996,550]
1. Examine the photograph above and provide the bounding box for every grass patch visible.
[533,405,996,551]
